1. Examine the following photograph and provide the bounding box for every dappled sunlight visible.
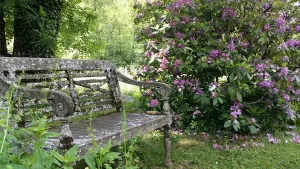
[176,138,199,148]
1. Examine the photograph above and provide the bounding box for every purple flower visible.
[227,42,236,51]
[267,133,280,144]
[283,93,290,102]
[175,32,184,39]
[196,88,204,95]
[240,42,249,48]
[222,8,236,20]
[230,100,243,120]
[286,39,300,48]
[149,99,159,107]
[262,3,270,10]
[278,67,289,77]
[281,56,289,62]
[178,44,185,49]
[273,88,279,93]
[287,85,293,91]
[286,109,294,117]
[276,17,285,27]
[255,63,265,72]
[174,59,182,67]
[211,92,217,99]
[295,26,300,32]
[210,50,220,59]
[278,43,288,50]
[258,80,274,89]
[136,13,143,19]
[294,90,300,96]
[264,24,271,30]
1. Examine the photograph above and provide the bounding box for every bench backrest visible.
[0,57,123,119]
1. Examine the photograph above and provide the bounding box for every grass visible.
[136,131,300,169]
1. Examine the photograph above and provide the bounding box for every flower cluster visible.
[230,100,243,122]
[266,133,280,144]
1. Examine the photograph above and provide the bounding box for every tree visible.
[13,0,63,58]
[0,0,7,56]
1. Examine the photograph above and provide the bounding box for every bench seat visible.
[47,112,169,155]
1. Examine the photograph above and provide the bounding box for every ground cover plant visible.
[135,0,300,133]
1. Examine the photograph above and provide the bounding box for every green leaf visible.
[51,151,65,162]
[233,123,240,131]
[249,125,258,134]
[218,97,223,104]
[236,91,242,102]
[213,98,218,105]
[84,152,96,169]
[224,120,232,128]
[101,139,112,155]
[39,6,47,17]
[65,145,78,163]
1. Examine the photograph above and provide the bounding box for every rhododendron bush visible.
[135,0,300,133]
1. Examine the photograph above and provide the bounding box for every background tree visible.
[0,0,7,56]
[13,0,63,58]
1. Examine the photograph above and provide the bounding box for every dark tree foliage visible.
[13,0,63,58]
[0,0,7,56]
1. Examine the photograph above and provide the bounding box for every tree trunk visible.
[13,0,63,58]
[0,0,7,56]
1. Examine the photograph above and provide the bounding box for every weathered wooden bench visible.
[0,57,172,167]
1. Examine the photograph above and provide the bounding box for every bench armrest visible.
[116,71,171,97]
[0,76,74,117]
[116,71,172,119]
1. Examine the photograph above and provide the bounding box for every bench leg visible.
[163,125,172,168]
[59,124,74,151]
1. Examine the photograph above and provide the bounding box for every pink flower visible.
[213,143,220,149]
[264,24,271,30]
[160,57,168,69]
[144,51,151,57]
[193,109,201,115]
[143,65,150,72]
[149,99,159,107]
[174,59,182,67]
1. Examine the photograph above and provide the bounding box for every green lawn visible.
[136,131,300,169]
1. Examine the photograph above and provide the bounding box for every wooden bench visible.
[0,57,172,167]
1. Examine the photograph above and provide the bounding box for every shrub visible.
[135,0,300,133]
